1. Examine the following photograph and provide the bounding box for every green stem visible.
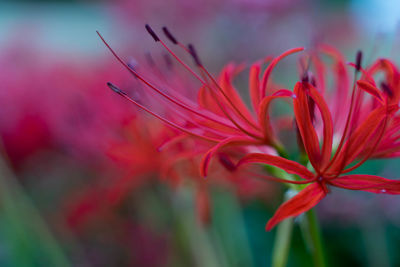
[302,209,326,267]
[0,152,70,266]
[273,143,289,159]
[269,146,326,267]
[271,217,294,267]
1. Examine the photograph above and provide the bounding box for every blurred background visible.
[1,0,400,266]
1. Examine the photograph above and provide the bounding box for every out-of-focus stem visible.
[273,143,289,159]
[302,209,326,267]
[271,212,294,267]
[269,145,326,267]
[0,150,70,266]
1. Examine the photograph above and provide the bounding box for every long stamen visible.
[97,31,238,131]
[198,71,264,139]
[157,96,238,138]
[321,50,363,174]
[340,104,389,174]
[198,64,261,130]
[155,28,262,138]
[155,30,264,138]
[159,27,260,131]
[107,82,220,143]
[244,170,318,185]
[149,30,256,135]
[186,43,260,130]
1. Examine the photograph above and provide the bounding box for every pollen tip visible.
[162,26,178,44]
[218,153,236,172]
[107,82,127,96]
[127,59,138,70]
[292,93,297,99]
[145,24,160,42]
[188,43,202,66]
[355,50,363,71]
[301,72,309,83]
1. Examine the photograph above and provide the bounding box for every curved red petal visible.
[219,64,258,126]
[356,80,385,104]
[260,47,304,98]
[307,84,334,168]
[293,82,321,171]
[200,137,260,177]
[331,174,400,194]
[258,89,295,143]
[329,106,388,174]
[249,62,261,112]
[237,153,315,180]
[266,183,325,231]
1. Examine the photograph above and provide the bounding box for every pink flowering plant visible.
[99,25,400,266]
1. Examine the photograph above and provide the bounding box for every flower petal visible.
[368,59,400,103]
[249,62,261,112]
[328,106,388,174]
[266,183,326,231]
[293,82,321,171]
[356,80,385,104]
[219,64,258,126]
[330,174,400,194]
[307,84,334,168]
[260,47,304,98]
[237,153,314,180]
[200,137,260,177]
[258,89,295,143]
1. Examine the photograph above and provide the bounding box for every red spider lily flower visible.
[237,61,400,230]
[97,25,303,177]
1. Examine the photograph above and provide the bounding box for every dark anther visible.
[188,44,202,66]
[107,82,127,96]
[145,24,160,42]
[301,71,309,83]
[355,50,363,71]
[380,82,393,97]
[162,27,178,44]
[218,153,236,172]
[127,63,139,78]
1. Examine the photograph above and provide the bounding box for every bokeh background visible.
[1,0,400,266]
